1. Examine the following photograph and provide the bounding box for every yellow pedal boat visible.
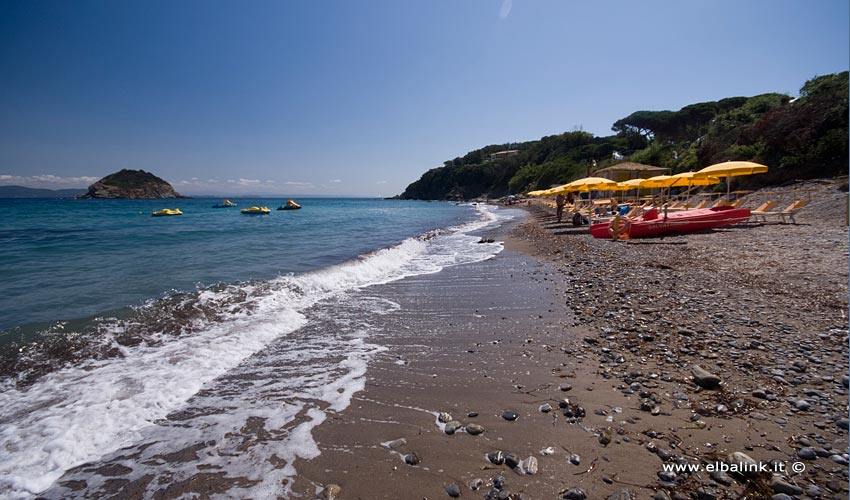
[240,206,271,215]
[152,208,183,217]
[277,199,302,210]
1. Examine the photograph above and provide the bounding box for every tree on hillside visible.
[398,72,848,199]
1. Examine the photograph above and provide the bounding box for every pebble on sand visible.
[445,483,461,498]
[501,410,519,421]
[320,484,342,500]
[465,423,485,435]
[561,487,588,500]
[691,365,722,389]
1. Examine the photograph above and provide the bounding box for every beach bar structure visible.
[593,162,670,182]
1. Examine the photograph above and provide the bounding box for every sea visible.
[0,197,518,499]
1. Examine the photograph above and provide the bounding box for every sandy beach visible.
[291,179,848,500]
[32,180,848,500]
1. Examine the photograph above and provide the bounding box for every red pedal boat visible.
[590,206,751,239]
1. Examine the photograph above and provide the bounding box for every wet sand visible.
[293,179,849,500]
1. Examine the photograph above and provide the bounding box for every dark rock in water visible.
[445,483,462,498]
[539,403,552,413]
[504,452,519,468]
[469,478,484,491]
[478,238,496,244]
[501,410,519,421]
[438,412,453,423]
[598,430,612,446]
[465,423,485,435]
[691,365,722,389]
[404,452,420,465]
[467,411,479,418]
[80,169,185,199]
[569,453,581,465]
[561,488,587,500]
[560,383,573,392]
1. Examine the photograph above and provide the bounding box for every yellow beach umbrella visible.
[611,182,635,191]
[557,177,619,215]
[638,175,677,203]
[565,177,619,191]
[526,190,547,197]
[545,184,573,196]
[620,178,645,189]
[694,161,769,196]
[618,178,645,202]
[640,175,675,189]
[668,172,721,188]
[668,172,722,205]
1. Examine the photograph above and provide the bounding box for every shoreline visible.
[292,179,849,499]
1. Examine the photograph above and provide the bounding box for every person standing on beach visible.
[556,193,566,222]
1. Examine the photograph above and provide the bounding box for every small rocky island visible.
[80,169,185,199]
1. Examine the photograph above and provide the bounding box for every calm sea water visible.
[0,197,477,332]
[0,196,518,499]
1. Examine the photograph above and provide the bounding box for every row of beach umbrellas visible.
[527,161,768,199]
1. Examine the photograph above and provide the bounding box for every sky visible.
[0,0,848,197]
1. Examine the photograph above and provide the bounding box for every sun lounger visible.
[749,200,779,222]
[777,200,809,223]
[757,200,810,224]
[692,199,710,210]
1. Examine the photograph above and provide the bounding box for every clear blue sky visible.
[1,0,847,196]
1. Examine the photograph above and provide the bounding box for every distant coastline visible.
[0,185,86,198]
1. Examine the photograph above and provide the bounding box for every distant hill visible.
[0,186,87,198]
[81,169,185,199]
[398,71,848,200]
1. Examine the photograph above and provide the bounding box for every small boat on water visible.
[590,206,751,239]
[240,206,271,215]
[152,208,183,217]
[277,199,302,210]
[212,199,237,208]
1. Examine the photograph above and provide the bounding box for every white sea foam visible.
[0,204,515,499]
